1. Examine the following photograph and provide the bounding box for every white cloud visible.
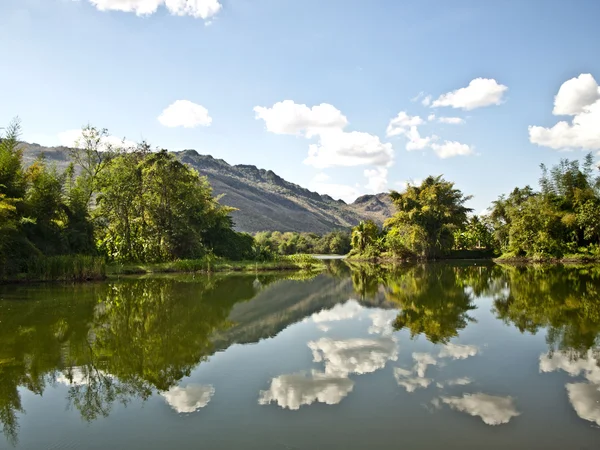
[439,343,479,360]
[405,126,436,151]
[256,100,393,169]
[309,337,398,377]
[386,112,424,137]
[438,117,465,125]
[431,141,474,159]
[427,114,436,122]
[411,92,425,102]
[368,309,397,336]
[432,78,508,110]
[254,100,348,138]
[412,352,437,378]
[311,300,363,324]
[58,129,137,150]
[88,0,222,21]
[158,100,212,128]
[305,129,393,168]
[566,383,600,426]
[441,393,520,425]
[364,167,388,193]
[529,74,600,151]
[56,367,111,386]
[258,371,354,410]
[553,73,600,116]
[422,95,432,107]
[161,384,215,413]
[394,367,432,392]
[396,179,423,192]
[309,173,360,203]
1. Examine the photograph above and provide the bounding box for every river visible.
[0,262,599,449]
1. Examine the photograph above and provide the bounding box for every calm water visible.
[1,262,599,449]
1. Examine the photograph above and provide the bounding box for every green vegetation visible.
[488,154,600,261]
[254,230,351,256]
[0,120,327,282]
[348,176,488,260]
[349,156,600,262]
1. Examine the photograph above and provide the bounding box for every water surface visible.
[1,263,599,449]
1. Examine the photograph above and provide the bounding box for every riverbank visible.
[0,255,326,284]
[346,248,496,264]
[494,254,600,264]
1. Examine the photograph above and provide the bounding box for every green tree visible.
[350,220,381,255]
[385,176,472,258]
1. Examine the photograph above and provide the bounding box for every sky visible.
[1,0,600,214]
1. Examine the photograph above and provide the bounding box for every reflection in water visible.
[258,372,354,410]
[1,262,600,446]
[439,393,520,426]
[161,384,215,413]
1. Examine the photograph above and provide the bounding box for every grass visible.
[1,255,107,283]
[107,255,326,276]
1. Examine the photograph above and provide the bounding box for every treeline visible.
[254,230,351,256]
[349,154,600,261]
[0,120,256,279]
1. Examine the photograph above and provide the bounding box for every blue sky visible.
[1,0,600,213]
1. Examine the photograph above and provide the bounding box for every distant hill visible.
[19,143,395,233]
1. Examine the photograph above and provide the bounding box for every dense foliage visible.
[488,154,600,259]
[254,230,351,257]
[349,176,480,259]
[0,120,253,278]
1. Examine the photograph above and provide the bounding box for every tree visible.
[350,220,380,255]
[385,176,472,258]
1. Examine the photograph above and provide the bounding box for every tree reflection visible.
[0,274,279,445]
[492,264,600,356]
[384,265,479,344]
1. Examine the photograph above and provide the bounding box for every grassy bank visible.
[1,255,107,283]
[347,248,496,263]
[107,254,326,276]
[494,252,600,264]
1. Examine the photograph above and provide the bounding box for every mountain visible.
[19,143,395,233]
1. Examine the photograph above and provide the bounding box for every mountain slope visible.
[19,143,395,233]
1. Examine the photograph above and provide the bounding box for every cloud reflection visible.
[162,384,215,413]
[440,393,520,425]
[439,343,479,360]
[258,371,354,410]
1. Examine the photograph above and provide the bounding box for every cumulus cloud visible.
[529,74,600,151]
[431,141,474,159]
[566,383,600,426]
[438,117,465,125]
[309,337,398,377]
[439,343,479,360]
[88,0,222,21]
[158,100,212,128]
[394,367,432,392]
[405,126,436,151]
[364,167,388,193]
[254,101,348,138]
[553,73,600,116]
[440,393,520,425]
[258,371,354,410]
[304,129,394,168]
[161,384,215,413]
[422,95,432,107]
[427,114,436,122]
[386,112,424,137]
[432,78,508,110]
[58,129,136,150]
[255,100,394,169]
[309,173,360,203]
[311,300,363,324]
